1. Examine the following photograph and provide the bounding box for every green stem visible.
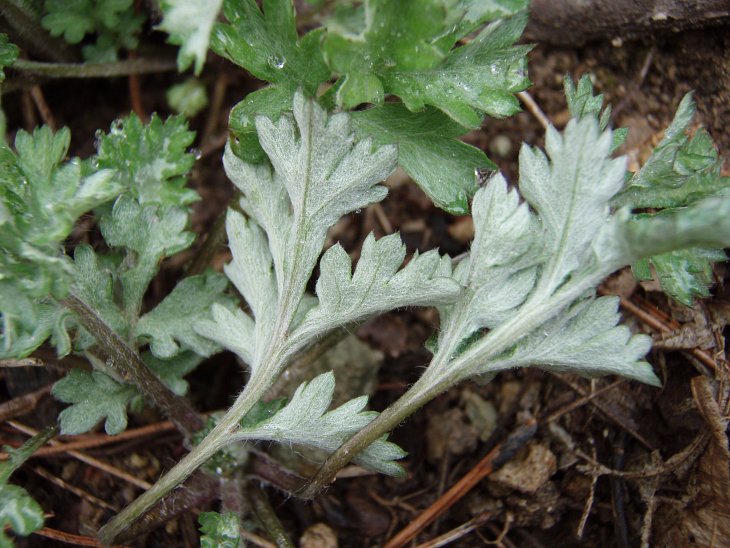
[249,484,295,548]
[60,293,204,439]
[97,357,281,545]
[11,58,177,78]
[0,425,56,483]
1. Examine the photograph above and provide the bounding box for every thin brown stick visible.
[33,526,129,547]
[384,419,538,548]
[414,511,494,548]
[555,375,653,449]
[31,465,119,512]
[201,71,229,148]
[0,420,176,460]
[0,383,53,422]
[7,421,152,490]
[543,379,626,423]
[29,85,57,129]
[517,91,551,130]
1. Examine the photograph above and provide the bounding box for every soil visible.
[2,13,729,548]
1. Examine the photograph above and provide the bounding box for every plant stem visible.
[0,425,56,482]
[11,58,177,78]
[249,483,295,548]
[301,268,610,497]
[60,293,204,438]
[0,0,77,63]
[97,363,277,544]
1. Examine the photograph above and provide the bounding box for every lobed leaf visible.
[299,232,459,340]
[198,512,243,548]
[351,104,495,214]
[520,116,626,295]
[41,0,144,61]
[53,369,136,435]
[158,0,224,75]
[100,196,195,319]
[236,372,406,475]
[95,113,199,208]
[135,272,234,359]
[611,93,730,304]
[324,2,530,127]
[484,296,658,386]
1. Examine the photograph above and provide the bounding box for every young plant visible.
[301,80,730,495]
[98,91,462,543]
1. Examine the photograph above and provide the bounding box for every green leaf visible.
[650,248,726,306]
[0,33,19,83]
[100,196,195,319]
[135,272,234,359]
[143,351,204,396]
[214,0,331,161]
[0,485,44,545]
[95,113,199,208]
[71,245,129,348]
[228,84,296,163]
[211,0,330,95]
[351,103,495,214]
[324,2,530,126]
[436,174,537,354]
[520,117,626,295]
[614,93,730,209]
[564,75,627,151]
[0,291,69,359]
[611,93,730,304]
[167,78,209,118]
[236,372,406,475]
[158,0,224,75]
[0,126,120,303]
[53,369,136,435]
[42,0,144,62]
[240,397,287,428]
[198,512,242,548]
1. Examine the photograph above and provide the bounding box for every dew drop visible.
[191,148,202,160]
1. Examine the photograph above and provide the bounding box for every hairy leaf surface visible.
[95,113,199,208]
[135,272,233,359]
[159,0,223,74]
[53,370,136,435]
[236,372,406,475]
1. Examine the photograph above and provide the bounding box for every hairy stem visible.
[302,267,609,497]
[60,293,204,438]
[11,58,177,78]
[249,483,295,548]
[97,361,278,544]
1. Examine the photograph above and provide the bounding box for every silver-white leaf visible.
[296,233,460,339]
[484,296,658,386]
[236,372,406,475]
[519,118,626,294]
